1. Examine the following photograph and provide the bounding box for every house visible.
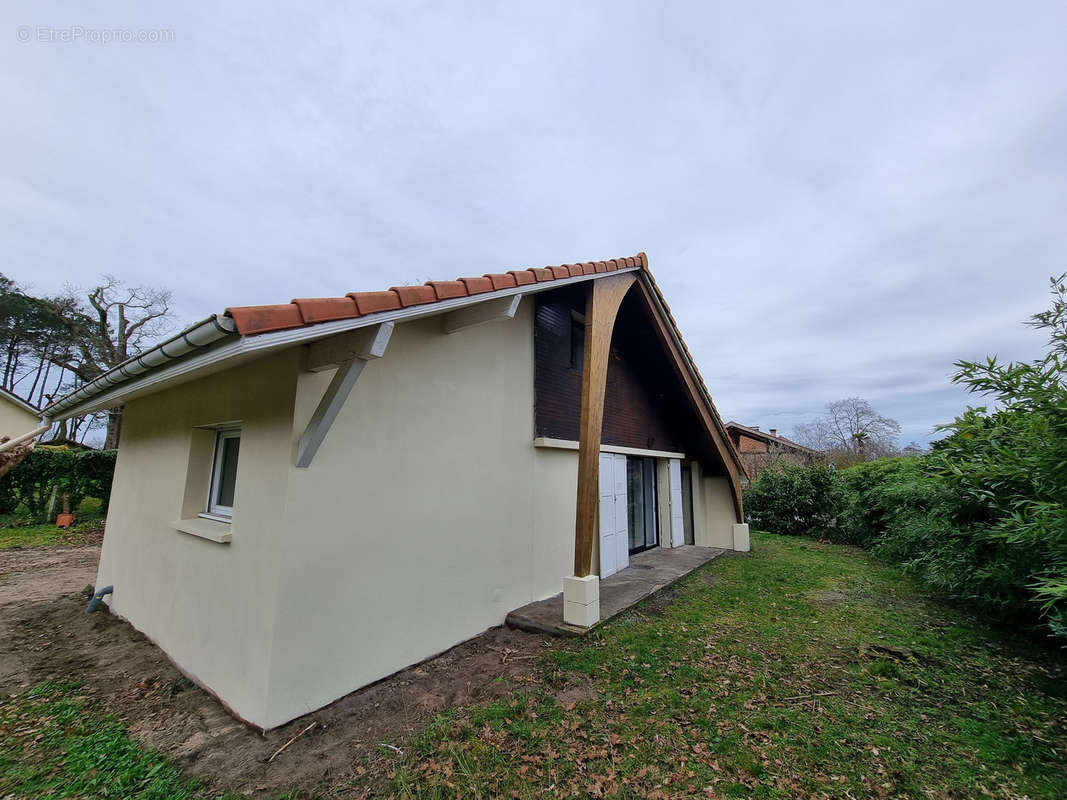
[0,387,41,441]
[725,421,820,479]
[13,253,749,729]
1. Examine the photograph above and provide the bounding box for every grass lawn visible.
[2,532,1064,798]
[0,497,104,549]
[0,519,103,549]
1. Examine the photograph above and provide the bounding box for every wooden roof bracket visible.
[442,294,523,334]
[295,322,393,468]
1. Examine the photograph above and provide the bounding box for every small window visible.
[205,429,241,519]
[570,317,585,371]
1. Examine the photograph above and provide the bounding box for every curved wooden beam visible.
[573,272,636,577]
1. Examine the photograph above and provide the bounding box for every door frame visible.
[626,455,659,555]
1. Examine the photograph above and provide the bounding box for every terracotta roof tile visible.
[226,304,305,334]
[226,254,649,336]
[458,276,493,295]
[508,270,537,286]
[391,284,437,307]
[291,297,360,324]
[484,273,518,290]
[426,280,468,300]
[347,290,402,315]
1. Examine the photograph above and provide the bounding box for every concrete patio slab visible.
[506,545,728,636]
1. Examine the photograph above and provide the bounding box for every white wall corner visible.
[732,523,751,552]
[563,574,599,627]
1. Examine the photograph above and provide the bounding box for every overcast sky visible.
[4,2,1065,445]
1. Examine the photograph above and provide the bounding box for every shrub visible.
[73,449,117,515]
[930,275,1067,640]
[0,447,116,522]
[0,477,16,515]
[839,457,954,549]
[743,463,849,540]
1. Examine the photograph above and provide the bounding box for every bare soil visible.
[0,542,560,797]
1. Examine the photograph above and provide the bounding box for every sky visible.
[3,2,1065,446]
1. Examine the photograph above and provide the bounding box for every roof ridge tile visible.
[458,276,493,295]
[347,290,402,316]
[483,273,518,290]
[390,284,437,307]
[226,253,647,336]
[426,280,468,300]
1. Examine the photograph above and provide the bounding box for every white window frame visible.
[202,427,241,522]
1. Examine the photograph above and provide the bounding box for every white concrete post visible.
[732,523,751,552]
[563,574,600,628]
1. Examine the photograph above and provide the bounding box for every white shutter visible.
[599,452,617,578]
[669,458,684,547]
[597,453,632,577]
[615,454,629,571]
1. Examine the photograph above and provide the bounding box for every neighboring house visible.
[0,387,41,441]
[28,253,749,730]
[725,421,820,479]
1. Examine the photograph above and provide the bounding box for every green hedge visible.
[741,464,850,541]
[0,448,116,521]
[743,453,1066,642]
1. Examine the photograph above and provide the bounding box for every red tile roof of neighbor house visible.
[725,421,819,455]
[225,255,649,336]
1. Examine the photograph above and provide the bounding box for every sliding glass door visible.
[626,457,658,553]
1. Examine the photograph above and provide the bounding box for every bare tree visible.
[40,276,173,448]
[793,397,901,463]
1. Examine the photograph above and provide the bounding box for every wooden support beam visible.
[573,272,636,577]
[306,322,394,372]
[443,295,522,334]
[296,323,393,467]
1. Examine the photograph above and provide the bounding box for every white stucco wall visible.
[0,394,39,440]
[530,448,579,599]
[94,349,300,725]
[698,475,738,549]
[262,304,576,727]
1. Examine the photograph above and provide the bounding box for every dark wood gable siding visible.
[534,284,709,459]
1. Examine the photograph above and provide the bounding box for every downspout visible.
[86,585,113,613]
[0,418,51,453]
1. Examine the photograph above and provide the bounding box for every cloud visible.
[3,1,1064,444]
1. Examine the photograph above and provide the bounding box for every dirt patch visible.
[0,544,561,797]
[812,589,850,607]
[637,587,680,618]
[552,674,598,707]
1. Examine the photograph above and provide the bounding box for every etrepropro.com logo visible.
[16,25,175,44]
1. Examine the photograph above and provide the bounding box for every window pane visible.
[643,459,657,548]
[570,319,585,371]
[215,436,240,508]
[627,458,646,551]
